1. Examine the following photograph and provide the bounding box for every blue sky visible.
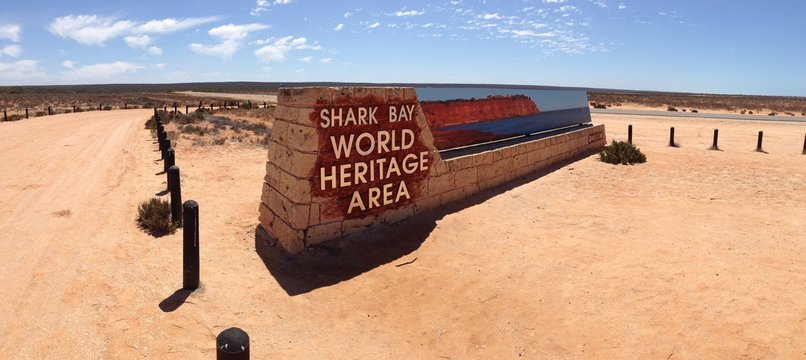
[0,0,805,96]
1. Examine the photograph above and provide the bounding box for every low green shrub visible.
[182,124,206,136]
[600,140,647,165]
[136,198,176,236]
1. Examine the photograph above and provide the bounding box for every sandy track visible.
[1,110,805,358]
[0,110,154,357]
[173,91,277,104]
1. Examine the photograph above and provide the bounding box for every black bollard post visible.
[25,108,29,119]
[802,133,806,155]
[164,105,167,113]
[710,129,719,150]
[182,200,200,290]
[174,102,178,115]
[216,327,249,360]
[756,131,764,152]
[669,127,676,147]
[237,101,240,109]
[627,124,633,144]
[263,102,266,109]
[48,106,52,115]
[99,103,102,111]
[165,147,176,173]
[73,105,76,113]
[124,103,128,109]
[186,105,189,114]
[162,137,171,160]
[198,101,202,110]
[3,110,6,121]
[168,164,181,224]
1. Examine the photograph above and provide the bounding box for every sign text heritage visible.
[312,98,432,218]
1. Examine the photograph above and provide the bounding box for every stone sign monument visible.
[259,86,606,253]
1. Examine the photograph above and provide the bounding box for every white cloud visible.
[61,60,76,69]
[155,63,166,69]
[124,35,151,48]
[319,58,332,64]
[254,36,318,62]
[209,23,269,41]
[298,56,313,63]
[1,45,22,57]
[0,25,21,42]
[49,15,135,46]
[618,3,627,9]
[0,59,45,81]
[481,13,503,20]
[367,22,381,29]
[190,23,269,60]
[251,0,293,16]
[134,17,219,34]
[335,23,345,31]
[148,46,162,56]
[344,12,353,18]
[62,61,144,81]
[500,29,556,37]
[593,0,608,8]
[394,9,424,17]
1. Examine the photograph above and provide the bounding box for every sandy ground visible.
[173,91,277,104]
[1,110,805,359]
[597,102,806,118]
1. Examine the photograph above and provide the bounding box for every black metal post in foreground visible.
[168,164,181,224]
[627,124,633,144]
[186,105,189,114]
[802,133,806,155]
[99,103,102,111]
[25,108,29,119]
[217,327,249,360]
[669,127,676,147]
[182,200,199,290]
[48,106,52,115]
[756,131,764,152]
[3,110,6,121]
[710,129,719,150]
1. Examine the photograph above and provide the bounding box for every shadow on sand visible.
[255,150,599,296]
[159,288,193,312]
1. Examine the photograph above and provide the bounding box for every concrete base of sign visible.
[258,87,606,254]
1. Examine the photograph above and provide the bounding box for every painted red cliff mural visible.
[421,95,540,129]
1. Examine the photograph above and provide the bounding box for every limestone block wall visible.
[259,87,606,253]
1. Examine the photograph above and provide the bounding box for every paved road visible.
[591,108,806,123]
